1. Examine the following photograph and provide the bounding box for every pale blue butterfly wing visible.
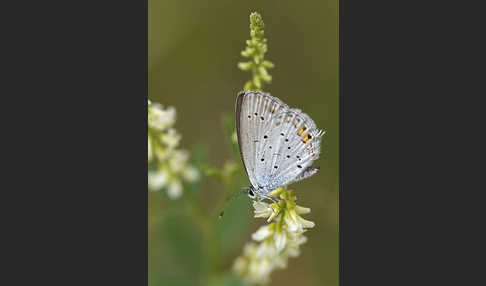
[235,91,289,189]
[235,91,325,198]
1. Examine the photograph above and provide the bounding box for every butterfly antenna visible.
[218,187,248,219]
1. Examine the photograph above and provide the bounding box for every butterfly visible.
[235,90,325,201]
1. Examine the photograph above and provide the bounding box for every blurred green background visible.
[149,1,338,286]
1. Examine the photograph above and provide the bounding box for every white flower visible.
[148,101,199,199]
[148,103,176,131]
[283,209,315,232]
[148,171,168,191]
[233,188,315,285]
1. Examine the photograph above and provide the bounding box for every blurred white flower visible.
[168,150,189,173]
[167,180,183,199]
[160,128,181,149]
[252,224,274,241]
[183,166,200,182]
[148,171,168,191]
[148,100,199,199]
[273,227,287,252]
[233,188,315,285]
[148,103,176,131]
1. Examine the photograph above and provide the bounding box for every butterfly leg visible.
[254,190,277,203]
[261,194,277,203]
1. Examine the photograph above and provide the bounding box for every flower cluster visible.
[233,188,315,284]
[238,12,274,91]
[148,100,199,199]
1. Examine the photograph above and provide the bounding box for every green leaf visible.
[215,273,246,286]
[187,144,208,194]
[216,191,252,256]
[221,114,239,156]
[149,214,203,286]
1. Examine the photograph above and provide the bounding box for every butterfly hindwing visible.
[258,107,324,190]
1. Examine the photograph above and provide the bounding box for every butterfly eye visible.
[248,189,255,198]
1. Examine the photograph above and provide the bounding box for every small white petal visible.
[259,240,279,257]
[167,180,183,199]
[148,171,168,190]
[295,205,311,214]
[274,230,287,252]
[232,257,247,274]
[273,255,288,269]
[183,166,200,182]
[284,211,301,232]
[253,200,269,210]
[253,201,272,218]
[252,225,273,241]
[168,150,189,172]
[284,244,301,257]
[161,128,181,149]
[297,216,315,229]
[266,205,280,222]
[243,243,257,257]
[297,235,308,244]
[254,259,273,278]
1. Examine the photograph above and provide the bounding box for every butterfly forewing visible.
[236,91,288,188]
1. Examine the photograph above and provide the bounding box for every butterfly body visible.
[235,91,325,201]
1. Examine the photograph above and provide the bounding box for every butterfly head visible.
[246,186,257,199]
